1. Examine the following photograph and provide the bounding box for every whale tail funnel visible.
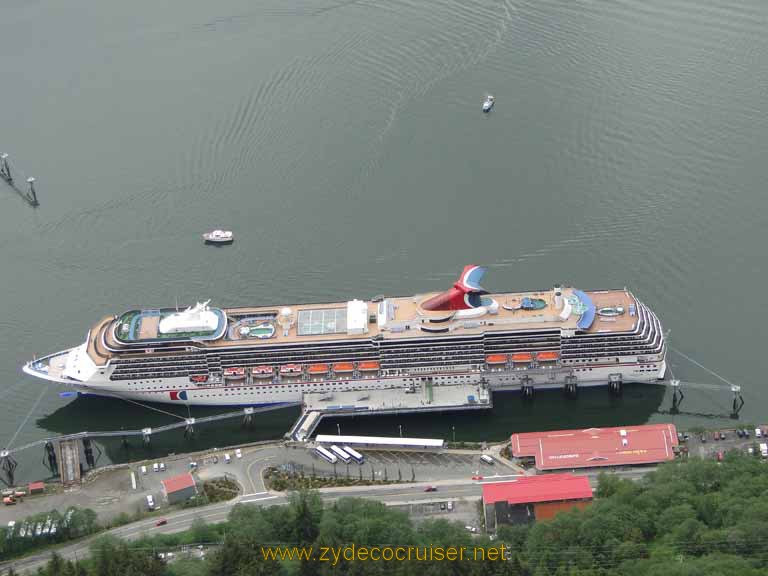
[421,265,488,311]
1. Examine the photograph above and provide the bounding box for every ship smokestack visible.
[553,285,563,310]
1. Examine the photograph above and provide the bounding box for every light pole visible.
[452,426,456,443]
[399,424,402,438]
[337,423,341,436]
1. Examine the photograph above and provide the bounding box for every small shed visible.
[161,473,198,505]
[28,481,45,495]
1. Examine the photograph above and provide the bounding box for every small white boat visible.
[202,230,234,244]
[482,95,495,113]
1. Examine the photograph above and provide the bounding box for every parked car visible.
[424,486,437,492]
[736,429,744,438]
[235,448,242,459]
[719,431,726,440]
[480,455,495,465]
[471,475,484,480]
[153,463,159,473]
[159,463,166,472]
[716,451,724,462]
[141,465,148,475]
[756,428,763,438]
[146,495,155,510]
[465,526,478,533]
[701,434,707,443]
[155,518,168,527]
[224,453,231,464]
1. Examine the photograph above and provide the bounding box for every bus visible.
[314,446,338,464]
[329,445,352,463]
[343,445,365,464]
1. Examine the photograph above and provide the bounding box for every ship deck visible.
[85,287,639,365]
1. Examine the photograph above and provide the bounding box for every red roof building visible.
[28,481,45,495]
[482,474,592,530]
[161,473,197,504]
[511,423,679,471]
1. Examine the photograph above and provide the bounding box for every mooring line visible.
[4,384,49,450]
[108,394,187,421]
[670,346,738,388]
[0,380,28,401]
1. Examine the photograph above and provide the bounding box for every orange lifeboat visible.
[485,354,508,365]
[511,352,533,363]
[537,351,560,362]
[280,364,303,375]
[333,362,355,373]
[358,361,380,372]
[308,363,330,375]
[251,366,274,378]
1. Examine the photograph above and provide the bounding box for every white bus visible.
[314,446,338,464]
[343,445,365,464]
[330,445,352,463]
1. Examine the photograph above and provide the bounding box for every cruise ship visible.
[23,266,666,406]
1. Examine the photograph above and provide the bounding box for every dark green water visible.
[1,0,767,482]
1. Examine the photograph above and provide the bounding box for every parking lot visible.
[275,447,517,483]
[680,426,767,460]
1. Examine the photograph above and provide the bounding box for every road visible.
[1,466,652,574]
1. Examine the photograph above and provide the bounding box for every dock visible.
[57,439,81,485]
[289,382,492,441]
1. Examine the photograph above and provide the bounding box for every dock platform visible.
[289,382,491,441]
[57,439,81,485]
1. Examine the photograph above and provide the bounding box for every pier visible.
[290,381,492,441]
[0,152,39,207]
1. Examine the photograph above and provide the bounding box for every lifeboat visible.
[189,374,209,383]
[536,351,560,362]
[308,363,330,375]
[332,362,355,373]
[280,364,303,375]
[223,367,246,378]
[485,354,508,365]
[251,365,273,378]
[511,352,533,363]
[358,361,380,372]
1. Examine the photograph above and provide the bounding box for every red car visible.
[471,475,484,480]
[424,486,437,492]
[155,519,168,527]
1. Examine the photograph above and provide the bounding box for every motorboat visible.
[202,230,234,244]
[482,95,495,113]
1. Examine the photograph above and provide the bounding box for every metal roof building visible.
[315,434,444,449]
[161,472,198,504]
[510,424,679,471]
[482,474,593,531]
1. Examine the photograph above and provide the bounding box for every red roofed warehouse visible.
[510,424,679,471]
[161,473,197,505]
[482,474,592,531]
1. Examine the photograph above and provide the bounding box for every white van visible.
[146,495,155,510]
[480,455,495,465]
[159,463,166,472]
[140,465,148,475]
[224,453,231,464]
[756,428,763,439]
[152,463,159,473]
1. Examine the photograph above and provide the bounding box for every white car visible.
[159,463,166,472]
[224,453,231,464]
[235,448,242,459]
[140,465,147,475]
[153,463,159,473]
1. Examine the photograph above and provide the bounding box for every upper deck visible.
[88,283,640,365]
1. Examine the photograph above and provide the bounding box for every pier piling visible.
[0,152,39,206]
